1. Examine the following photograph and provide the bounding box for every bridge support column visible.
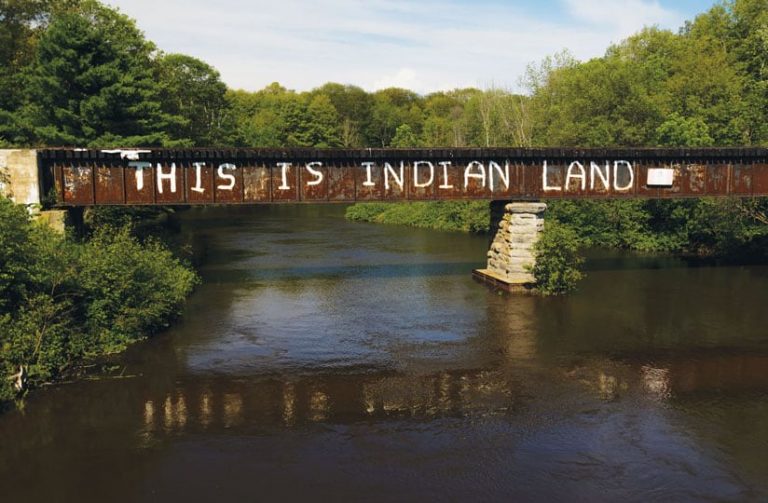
[0,149,41,208]
[473,201,546,292]
[1,149,70,233]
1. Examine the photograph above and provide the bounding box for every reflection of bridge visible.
[140,369,518,435]
[32,147,768,206]
[138,352,768,438]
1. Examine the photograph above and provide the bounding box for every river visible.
[2,205,768,502]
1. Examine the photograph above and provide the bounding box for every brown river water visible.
[2,205,768,502]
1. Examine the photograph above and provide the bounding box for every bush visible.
[531,221,585,295]
[0,198,198,404]
[79,227,199,352]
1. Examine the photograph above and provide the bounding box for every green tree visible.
[230,84,341,148]
[367,88,423,146]
[155,53,233,146]
[228,85,289,147]
[296,94,341,147]
[421,91,469,147]
[0,0,51,144]
[22,4,180,146]
[310,83,372,146]
[390,123,419,147]
[655,113,714,146]
[0,197,38,311]
[0,196,198,404]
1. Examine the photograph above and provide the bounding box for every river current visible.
[2,205,768,502]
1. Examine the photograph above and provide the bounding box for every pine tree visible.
[22,4,182,146]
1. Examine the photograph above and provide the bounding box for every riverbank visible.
[346,198,768,294]
[346,198,768,258]
[0,199,199,409]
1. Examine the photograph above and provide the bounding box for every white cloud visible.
[106,0,690,94]
[372,68,424,91]
[563,0,683,38]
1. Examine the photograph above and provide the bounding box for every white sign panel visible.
[647,168,675,187]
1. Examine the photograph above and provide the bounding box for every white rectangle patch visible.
[647,168,675,187]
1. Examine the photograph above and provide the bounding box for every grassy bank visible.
[0,199,198,407]
[346,199,768,258]
[345,201,490,233]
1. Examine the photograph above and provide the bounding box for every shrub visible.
[0,198,198,404]
[79,227,199,353]
[531,221,585,295]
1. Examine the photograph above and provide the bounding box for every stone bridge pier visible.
[473,201,546,292]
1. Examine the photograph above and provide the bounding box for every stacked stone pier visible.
[473,201,546,292]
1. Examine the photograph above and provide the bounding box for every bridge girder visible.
[37,147,768,206]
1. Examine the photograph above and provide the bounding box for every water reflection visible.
[135,368,519,439]
[129,349,768,443]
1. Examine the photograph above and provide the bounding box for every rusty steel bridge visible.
[40,147,768,206]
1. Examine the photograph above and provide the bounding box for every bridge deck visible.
[40,147,768,206]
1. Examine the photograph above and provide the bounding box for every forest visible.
[3,1,766,151]
[2,0,768,399]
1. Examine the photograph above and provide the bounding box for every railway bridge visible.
[3,147,768,290]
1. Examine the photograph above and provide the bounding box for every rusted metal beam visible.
[39,147,768,206]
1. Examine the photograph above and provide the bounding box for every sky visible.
[106,0,718,94]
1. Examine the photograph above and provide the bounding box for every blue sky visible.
[107,0,718,94]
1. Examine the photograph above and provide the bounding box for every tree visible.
[367,88,423,147]
[0,0,51,144]
[22,4,180,146]
[390,124,419,147]
[310,83,372,146]
[155,53,233,146]
[297,94,341,147]
[230,84,341,148]
[531,221,584,295]
[655,113,714,146]
[720,0,768,144]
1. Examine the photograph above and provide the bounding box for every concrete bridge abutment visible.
[473,201,546,292]
[0,149,41,207]
[1,149,68,232]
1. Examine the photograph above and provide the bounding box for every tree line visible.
[2,0,767,151]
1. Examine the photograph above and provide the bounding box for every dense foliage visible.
[0,198,198,404]
[2,0,767,151]
[530,222,584,295]
[0,0,230,147]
